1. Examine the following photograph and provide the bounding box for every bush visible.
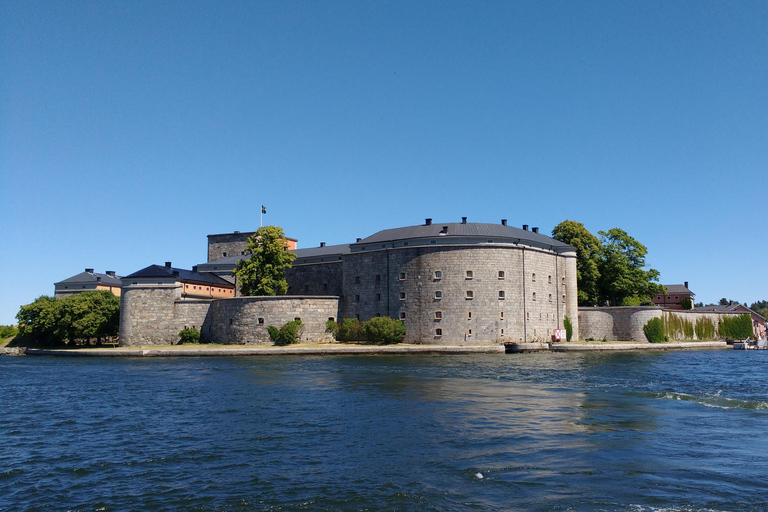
[325,319,339,339]
[178,327,201,344]
[563,316,573,341]
[694,317,716,340]
[269,319,303,346]
[681,297,693,310]
[643,317,667,343]
[362,317,406,344]
[719,313,753,340]
[337,318,363,342]
[0,325,18,341]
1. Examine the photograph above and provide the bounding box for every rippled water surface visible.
[2,350,768,511]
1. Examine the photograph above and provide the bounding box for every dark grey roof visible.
[696,304,765,320]
[662,284,694,295]
[355,222,571,248]
[293,244,350,259]
[55,270,123,287]
[198,244,351,269]
[124,265,234,286]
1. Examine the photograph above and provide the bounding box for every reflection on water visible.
[2,351,768,511]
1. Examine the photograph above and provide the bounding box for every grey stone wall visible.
[286,262,343,297]
[341,245,576,344]
[578,307,742,341]
[207,232,253,262]
[206,296,339,344]
[120,282,213,346]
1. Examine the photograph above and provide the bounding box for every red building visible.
[652,282,694,309]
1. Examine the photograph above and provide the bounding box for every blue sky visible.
[1,1,766,324]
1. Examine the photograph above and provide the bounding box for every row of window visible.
[395,291,565,301]
[350,272,567,283]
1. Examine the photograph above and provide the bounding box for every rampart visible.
[579,307,743,341]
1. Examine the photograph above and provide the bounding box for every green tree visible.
[551,220,603,306]
[233,226,296,296]
[597,228,664,306]
[361,317,406,344]
[563,315,573,341]
[719,298,730,306]
[16,295,62,343]
[681,297,693,310]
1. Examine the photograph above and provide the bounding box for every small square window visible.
[399,311,406,320]
[563,294,566,303]
[295,317,301,322]
[501,328,505,336]
[435,311,442,320]
[229,319,233,325]
[466,290,474,299]
[434,290,442,300]
[355,276,360,284]
[430,240,436,244]
[549,294,552,302]
[258,318,264,325]
[376,293,382,301]
[468,329,473,336]
[399,292,406,301]
[532,292,537,301]
[498,271,505,279]
[375,274,381,282]
[500,311,504,320]
[435,328,442,337]
[548,275,552,284]
[532,273,536,282]
[434,270,442,280]
[499,290,505,300]
[466,270,474,279]
[355,294,360,302]
[399,272,406,281]
[468,311,472,319]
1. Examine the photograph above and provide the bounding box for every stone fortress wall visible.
[342,245,578,344]
[120,279,339,346]
[578,307,743,342]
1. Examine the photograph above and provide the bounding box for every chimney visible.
[684,281,689,289]
[522,225,528,231]
[192,265,198,272]
[165,262,172,268]
[85,268,94,273]
[106,271,115,277]
[320,242,326,247]
[440,226,448,234]
[234,231,240,234]
[425,218,432,226]
[532,227,539,234]
[461,217,467,224]
[501,219,507,226]
[356,238,362,242]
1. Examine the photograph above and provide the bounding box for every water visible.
[1,350,767,511]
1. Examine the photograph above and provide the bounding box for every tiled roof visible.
[55,270,123,287]
[355,222,571,248]
[124,265,234,287]
[662,284,693,295]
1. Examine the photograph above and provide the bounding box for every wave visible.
[646,391,768,411]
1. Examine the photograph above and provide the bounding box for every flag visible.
[261,205,266,214]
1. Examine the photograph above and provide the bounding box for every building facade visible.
[54,269,123,298]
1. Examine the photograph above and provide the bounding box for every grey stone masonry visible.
[578,307,744,341]
[342,244,577,344]
[206,296,340,344]
[286,261,343,297]
[207,232,254,262]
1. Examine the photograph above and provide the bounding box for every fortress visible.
[119,218,579,345]
[119,217,750,346]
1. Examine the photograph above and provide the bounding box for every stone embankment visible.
[13,341,730,357]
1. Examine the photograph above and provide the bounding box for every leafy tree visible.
[597,228,664,307]
[563,316,573,341]
[337,318,363,342]
[719,298,730,306]
[551,220,603,306]
[16,295,62,343]
[268,319,303,345]
[234,226,296,296]
[16,291,119,344]
[643,317,667,343]
[681,297,693,310]
[361,317,406,344]
[179,327,201,344]
[0,325,19,342]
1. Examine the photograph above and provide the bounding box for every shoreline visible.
[0,341,729,357]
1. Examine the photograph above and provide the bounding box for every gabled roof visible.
[124,265,234,287]
[55,270,123,287]
[697,303,765,321]
[355,222,572,248]
[662,284,694,295]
